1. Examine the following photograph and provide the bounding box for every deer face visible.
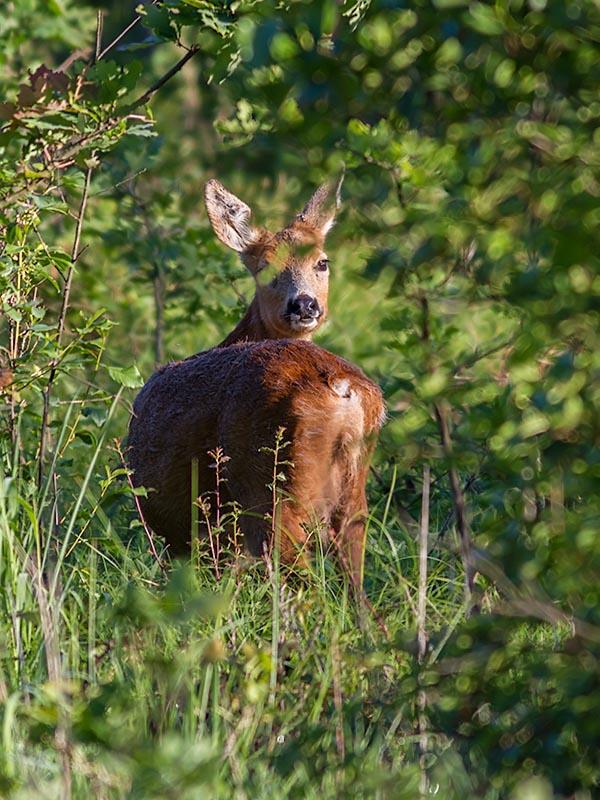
[243,230,330,338]
[205,175,343,340]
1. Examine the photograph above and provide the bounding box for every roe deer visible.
[128,178,385,588]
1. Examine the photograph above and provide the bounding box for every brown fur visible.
[128,340,384,586]
[128,176,384,588]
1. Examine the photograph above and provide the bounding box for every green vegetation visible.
[1,0,599,797]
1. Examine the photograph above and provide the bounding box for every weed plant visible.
[0,415,450,798]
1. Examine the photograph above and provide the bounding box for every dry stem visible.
[38,165,93,488]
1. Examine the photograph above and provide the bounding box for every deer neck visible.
[218,297,273,347]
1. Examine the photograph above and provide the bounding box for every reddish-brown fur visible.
[128,340,384,586]
[128,178,385,587]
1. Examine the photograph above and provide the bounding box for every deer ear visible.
[297,169,344,238]
[205,179,259,253]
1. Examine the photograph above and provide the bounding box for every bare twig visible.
[452,335,517,376]
[434,400,474,607]
[21,552,72,798]
[420,293,429,341]
[97,0,160,62]
[331,630,346,764]
[55,0,152,71]
[436,472,478,543]
[369,465,419,535]
[94,10,104,64]
[417,464,430,664]
[331,538,391,640]
[494,597,600,645]
[331,632,346,762]
[417,464,430,799]
[0,669,7,704]
[432,544,600,646]
[127,44,200,113]
[56,48,93,72]
[153,264,165,366]
[419,292,474,608]
[115,439,168,579]
[38,165,94,488]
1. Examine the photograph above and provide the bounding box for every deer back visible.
[128,340,384,564]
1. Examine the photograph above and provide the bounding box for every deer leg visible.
[331,469,370,590]
[234,491,311,571]
[276,504,312,570]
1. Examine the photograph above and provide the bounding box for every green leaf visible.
[464,3,505,36]
[107,364,144,388]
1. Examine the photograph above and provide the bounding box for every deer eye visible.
[316,258,329,272]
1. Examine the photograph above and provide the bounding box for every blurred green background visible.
[1,1,599,797]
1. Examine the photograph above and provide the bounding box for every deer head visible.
[204,174,344,344]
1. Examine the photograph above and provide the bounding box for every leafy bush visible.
[1,0,599,797]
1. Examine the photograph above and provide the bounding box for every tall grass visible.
[0,384,478,798]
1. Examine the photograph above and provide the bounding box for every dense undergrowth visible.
[1,1,600,797]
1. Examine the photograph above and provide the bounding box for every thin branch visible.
[420,291,474,608]
[153,264,165,366]
[90,168,148,198]
[453,335,518,376]
[115,439,168,579]
[56,48,92,72]
[434,400,474,607]
[417,464,430,665]
[127,44,200,112]
[331,632,345,762]
[331,538,391,641]
[467,546,600,645]
[55,0,153,71]
[96,0,161,62]
[94,9,104,64]
[123,182,168,365]
[420,293,429,341]
[417,466,431,799]
[38,165,94,487]
[436,472,478,542]
[369,464,420,536]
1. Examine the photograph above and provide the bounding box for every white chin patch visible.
[290,317,318,331]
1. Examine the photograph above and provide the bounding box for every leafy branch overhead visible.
[0,0,238,468]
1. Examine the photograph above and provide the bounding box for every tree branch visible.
[97,0,160,62]
[420,290,474,609]
[434,400,474,607]
[417,464,430,664]
[127,45,200,113]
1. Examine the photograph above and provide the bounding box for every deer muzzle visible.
[286,294,322,329]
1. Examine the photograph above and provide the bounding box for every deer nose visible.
[287,294,320,320]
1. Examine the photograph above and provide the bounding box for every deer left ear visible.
[297,169,344,238]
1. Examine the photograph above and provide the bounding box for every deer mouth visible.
[286,313,321,331]
[284,294,322,331]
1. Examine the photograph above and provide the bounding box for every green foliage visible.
[0,0,599,797]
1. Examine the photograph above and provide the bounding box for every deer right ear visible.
[298,169,344,239]
[205,179,258,253]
